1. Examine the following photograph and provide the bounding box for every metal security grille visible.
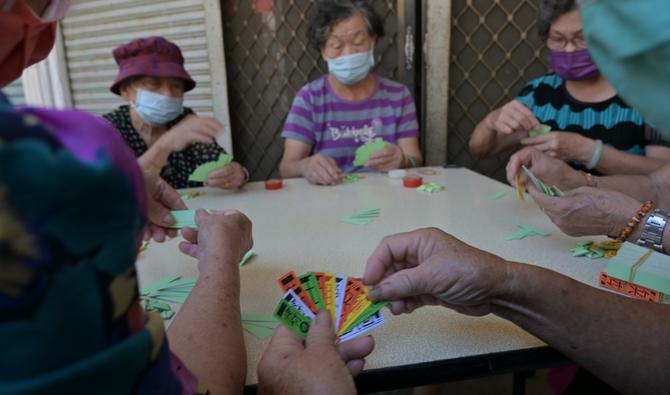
[223,0,406,180]
[447,0,548,181]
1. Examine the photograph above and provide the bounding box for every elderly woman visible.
[279,0,423,185]
[469,0,670,176]
[103,37,248,190]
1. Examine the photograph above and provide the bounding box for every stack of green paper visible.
[241,314,280,339]
[240,250,256,267]
[416,182,445,193]
[522,165,564,197]
[489,191,508,200]
[528,124,551,138]
[141,275,197,304]
[571,240,620,259]
[188,153,233,182]
[607,242,670,294]
[341,208,381,225]
[353,138,392,167]
[504,224,551,240]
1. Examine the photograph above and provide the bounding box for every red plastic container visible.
[265,179,284,190]
[403,177,423,188]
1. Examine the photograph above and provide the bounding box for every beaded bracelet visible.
[615,200,654,242]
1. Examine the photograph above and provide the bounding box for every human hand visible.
[521,131,595,162]
[206,162,247,189]
[144,174,187,242]
[363,228,510,316]
[301,154,342,185]
[160,115,223,152]
[257,311,374,395]
[506,147,585,191]
[179,209,253,274]
[365,144,404,172]
[486,99,540,135]
[529,186,641,238]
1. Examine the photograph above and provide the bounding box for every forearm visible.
[168,262,246,394]
[494,262,670,394]
[279,157,308,179]
[469,113,521,158]
[139,140,172,176]
[594,147,668,175]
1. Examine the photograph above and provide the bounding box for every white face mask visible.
[327,49,375,85]
[131,89,183,126]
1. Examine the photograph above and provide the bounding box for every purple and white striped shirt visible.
[282,74,420,172]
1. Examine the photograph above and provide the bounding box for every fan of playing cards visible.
[273,271,388,342]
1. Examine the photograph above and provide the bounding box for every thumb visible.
[306,310,336,350]
[368,264,432,302]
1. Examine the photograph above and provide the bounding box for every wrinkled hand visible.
[206,162,247,189]
[179,209,253,274]
[506,147,585,191]
[487,99,540,135]
[529,186,641,238]
[365,144,404,172]
[144,173,187,242]
[302,154,342,185]
[258,311,374,395]
[363,228,510,317]
[161,115,223,152]
[521,131,595,162]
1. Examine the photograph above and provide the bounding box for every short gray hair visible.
[537,0,577,42]
[307,0,385,51]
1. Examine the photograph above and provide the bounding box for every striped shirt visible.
[516,74,669,163]
[282,74,420,172]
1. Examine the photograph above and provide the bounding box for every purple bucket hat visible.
[110,36,196,95]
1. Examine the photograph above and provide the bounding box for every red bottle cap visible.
[403,177,423,188]
[265,179,283,190]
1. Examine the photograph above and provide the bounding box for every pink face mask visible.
[0,0,70,88]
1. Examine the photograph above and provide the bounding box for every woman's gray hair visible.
[537,0,577,42]
[307,0,385,51]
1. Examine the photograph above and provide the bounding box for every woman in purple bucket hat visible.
[104,36,249,190]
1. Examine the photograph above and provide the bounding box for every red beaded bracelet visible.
[615,200,654,242]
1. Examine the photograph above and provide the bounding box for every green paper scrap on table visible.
[570,240,620,259]
[188,153,233,182]
[353,138,392,167]
[241,314,279,339]
[341,174,362,183]
[416,182,445,193]
[504,224,551,240]
[239,250,256,266]
[489,191,507,200]
[341,208,381,225]
[528,124,551,138]
[522,165,564,197]
[607,242,670,294]
[141,275,279,339]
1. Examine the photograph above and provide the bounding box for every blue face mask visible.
[132,89,183,126]
[327,49,375,85]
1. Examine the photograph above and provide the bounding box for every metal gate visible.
[222,0,420,180]
[447,0,547,181]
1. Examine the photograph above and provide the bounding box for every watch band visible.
[637,208,669,253]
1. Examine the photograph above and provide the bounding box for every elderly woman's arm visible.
[167,210,252,395]
[363,229,670,395]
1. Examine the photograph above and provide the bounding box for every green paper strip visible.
[273,298,312,339]
[504,224,551,240]
[240,250,256,266]
[242,322,276,339]
[299,273,326,310]
[489,191,507,200]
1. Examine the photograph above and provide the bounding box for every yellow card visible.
[515,175,525,201]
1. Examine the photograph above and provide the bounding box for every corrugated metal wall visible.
[60,0,217,118]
